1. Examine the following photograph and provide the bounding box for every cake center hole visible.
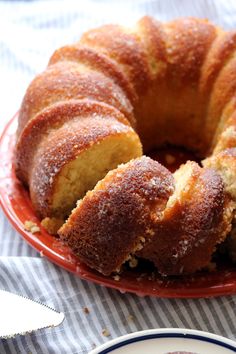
[148,146,200,172]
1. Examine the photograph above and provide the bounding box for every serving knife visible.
[0,289,64,338]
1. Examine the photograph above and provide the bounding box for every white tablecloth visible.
[0,0,236,353]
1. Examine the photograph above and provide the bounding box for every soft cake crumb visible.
[113,275,120,281]
[24,221,40,234]
[41,217,64,235]
[102,328,110,337]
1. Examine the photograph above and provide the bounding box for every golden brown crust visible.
[138,166,230,275]
[208,58,236,132]
[136,16,167,78]
[17,61,135,135]
[213,114,236,153]
[49,44,137,104]
[203,147,236,201]
[58,157,174,275]
[16,100,132,184]
[164,18,216,153]
[80,24,151,95]
[165,18,216,83]
[200,30,236,96]
[133,17,217,153]
[201,31,236,146]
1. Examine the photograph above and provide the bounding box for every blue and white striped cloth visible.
[1,1,236,353]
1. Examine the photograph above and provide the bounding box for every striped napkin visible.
[0,0,236,353]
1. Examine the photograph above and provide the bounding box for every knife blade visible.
[0,289,64,338]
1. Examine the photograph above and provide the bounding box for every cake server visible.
[0,289,64,338]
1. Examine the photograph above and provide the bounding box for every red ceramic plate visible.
[1,114,236,298]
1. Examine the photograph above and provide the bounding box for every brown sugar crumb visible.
[24,221,40,234]
[83,307,90,314]
[41,217,64,235]
[102,328,110,337]
[165,153,176,165]
[113,275,120,281]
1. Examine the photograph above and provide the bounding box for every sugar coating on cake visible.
[59,156,174,275]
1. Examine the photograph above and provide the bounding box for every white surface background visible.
[0,1,236,353]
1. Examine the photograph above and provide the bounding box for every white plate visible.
[90,328,236,354]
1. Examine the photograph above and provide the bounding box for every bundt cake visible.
[15,16,236,276]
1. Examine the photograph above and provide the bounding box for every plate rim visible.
[1,114,236,299]
[89,328,236,354]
